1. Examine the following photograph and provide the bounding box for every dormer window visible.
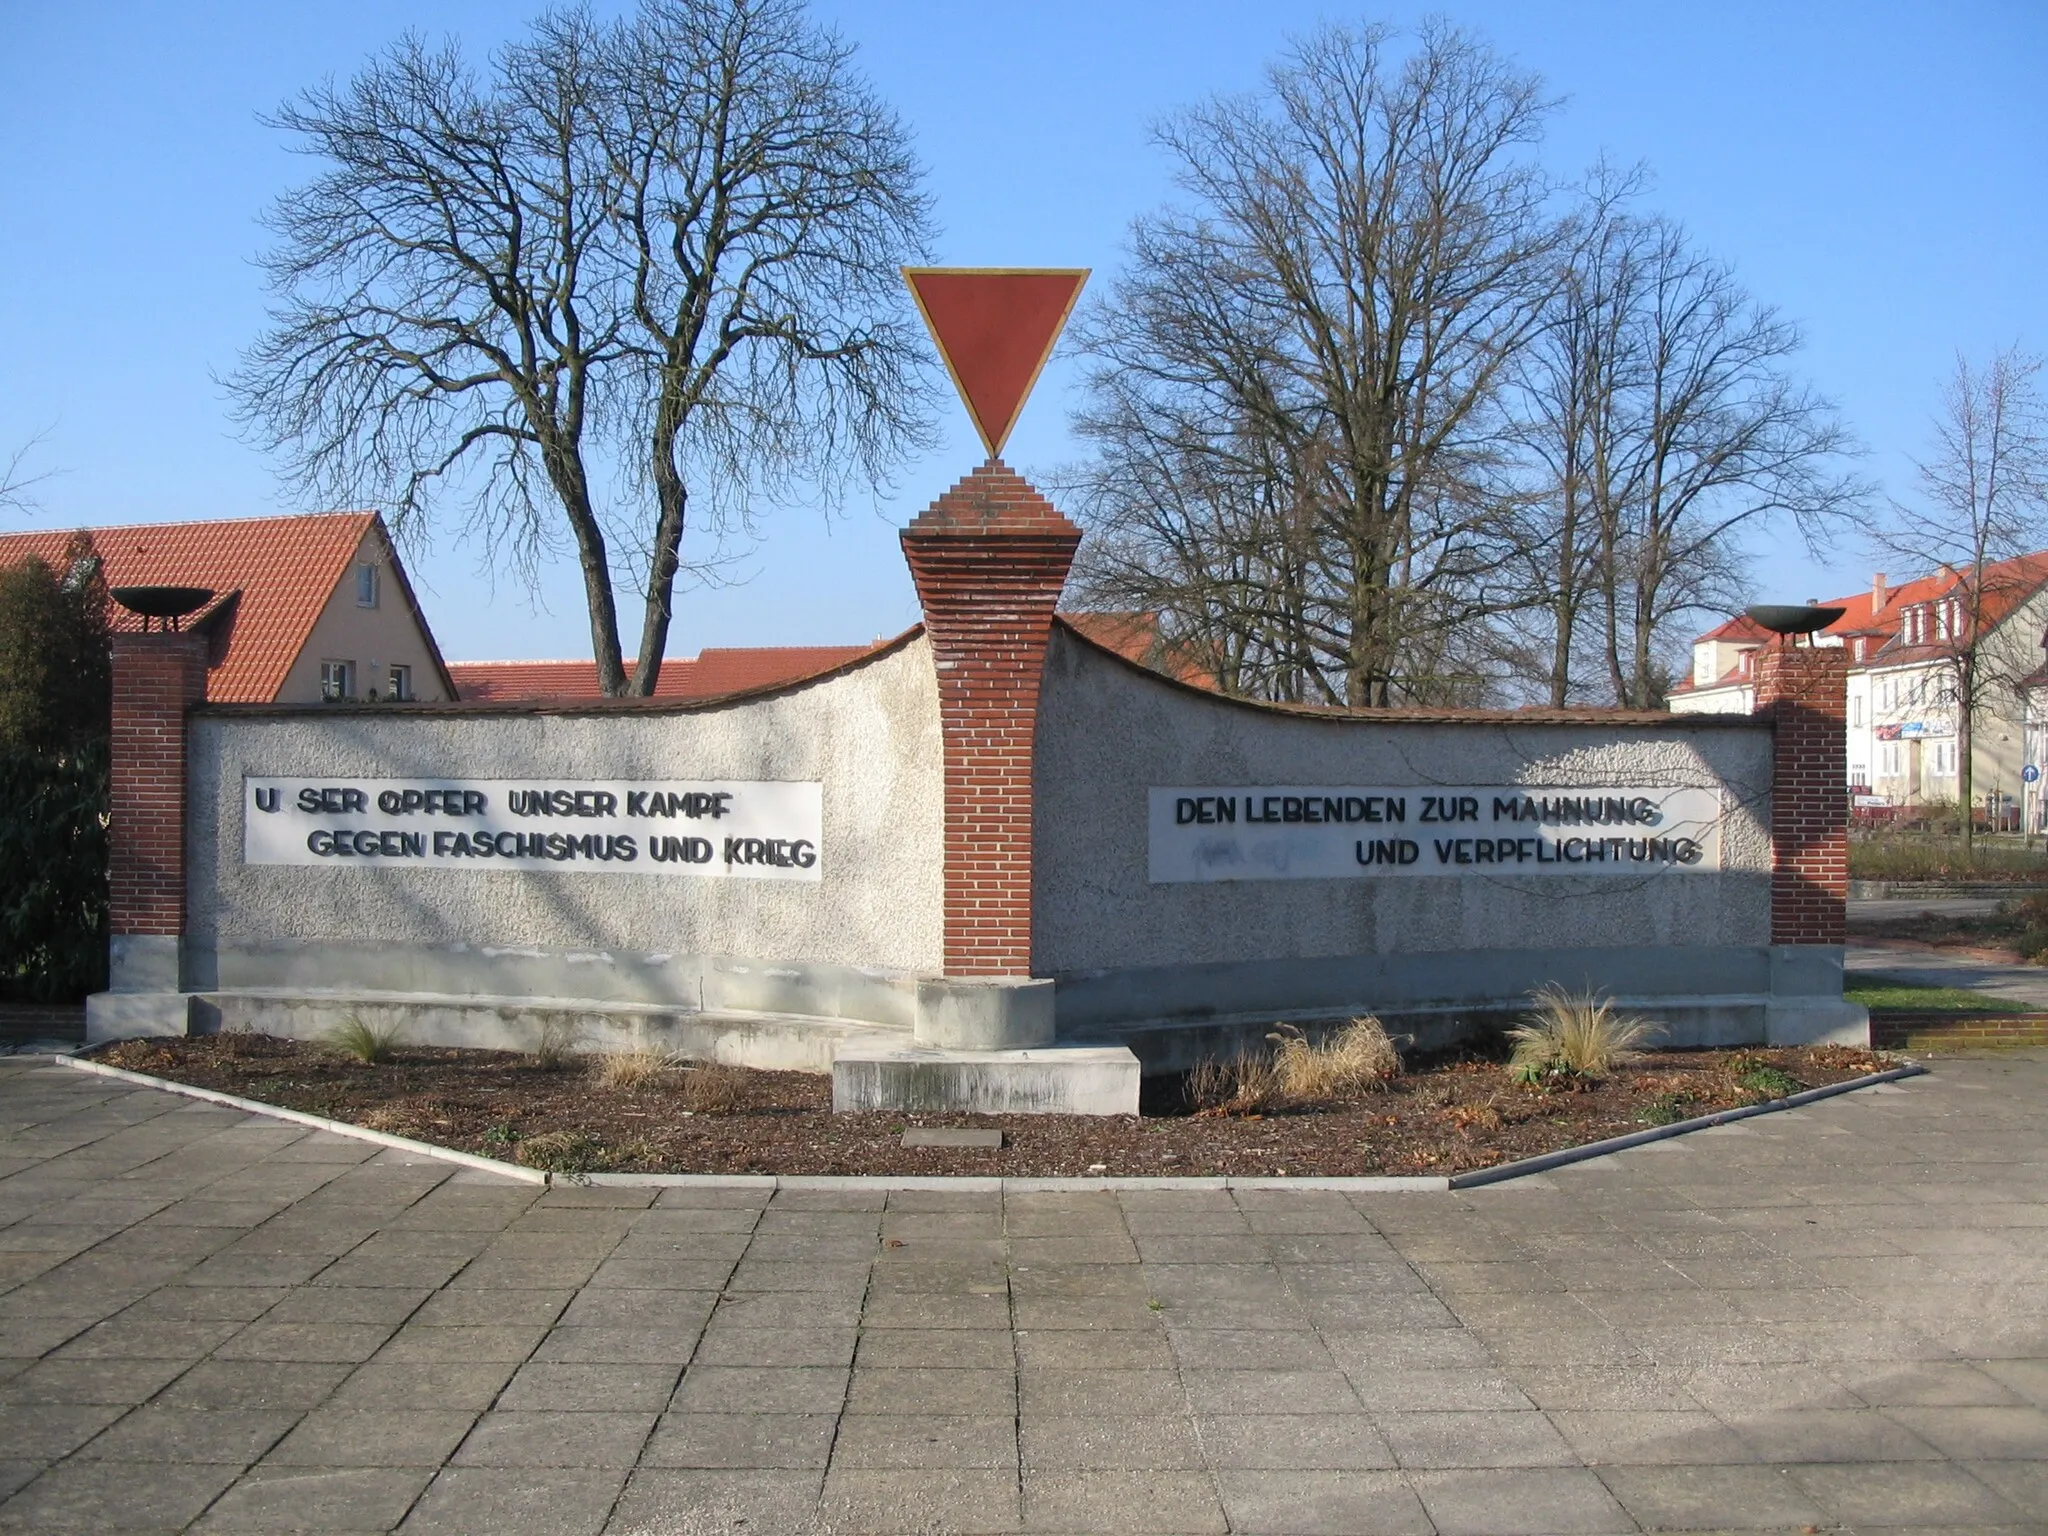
[1936,602,1951,641]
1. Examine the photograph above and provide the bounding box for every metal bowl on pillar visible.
[109,586,215,631]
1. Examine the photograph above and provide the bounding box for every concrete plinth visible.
[86,991,194,1043]
[913,976,1055,1050]
[833,1041,1139,1116]
[1765,943,1870,1047]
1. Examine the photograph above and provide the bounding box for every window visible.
[1880,743,1902,777]
[355,562,379,608]
[387,664,411,702]
[319,660,354,701]
[1850,763,1867,787]
[1850,696,1863,727]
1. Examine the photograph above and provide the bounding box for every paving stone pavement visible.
[0,1054,2043,1535]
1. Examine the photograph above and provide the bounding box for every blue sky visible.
[2,1,2042,662]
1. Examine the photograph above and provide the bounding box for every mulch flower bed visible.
[97,1034,1895,1179]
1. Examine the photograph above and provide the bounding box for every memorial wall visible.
[182,632,944,1026]
[89,267,1860,1105]
[1033,626,1786,1052]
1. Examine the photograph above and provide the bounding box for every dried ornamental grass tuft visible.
[596,1046,674,1090]
[1507,985,1659,1085]
[1268,1017,1404,1099]
[679,1060,749,1114]
[327,1015,401,1066]
[516,1129,609,1173]
[1187,1052,1281,1117]
[529,1017,583,1071]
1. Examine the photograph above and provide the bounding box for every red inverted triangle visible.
[904,268,1088,456]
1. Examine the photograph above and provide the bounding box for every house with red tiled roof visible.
[0,512,454,704]
[1671,553,2048,818]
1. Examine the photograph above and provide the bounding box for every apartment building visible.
[1670,554,2048,821]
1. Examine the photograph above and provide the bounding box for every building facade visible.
[1671,556,2048,821]
[0,511,455,704]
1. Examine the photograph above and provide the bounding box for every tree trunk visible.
[1957,657,1976,859]
[538,435,628,697]
[631,404,690,698]
[1549,478,1579,708]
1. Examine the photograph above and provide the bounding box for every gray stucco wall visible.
[1032,628,1777,1029]
[186,636,943,1008]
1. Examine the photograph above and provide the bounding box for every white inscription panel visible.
[245,778,822,881]
[1149,786,1724,884]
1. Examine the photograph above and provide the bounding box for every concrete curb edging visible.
[56,1054,548,1184]
[45,1052,1922,1195]
[44,1054,1450,1191]
[48,1056,1449,1196]
[1446,1063,1929,1189]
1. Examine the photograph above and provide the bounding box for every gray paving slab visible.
[0,1053,2043,1532]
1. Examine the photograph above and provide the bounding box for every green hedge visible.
[0,741,108,1002]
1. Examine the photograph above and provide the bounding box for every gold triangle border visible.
[902,267,1091,458]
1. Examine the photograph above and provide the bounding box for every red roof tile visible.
[0,512,395,703]
[1058,611,1216,686]
[448,613,1226,704]
[449,645,877,703]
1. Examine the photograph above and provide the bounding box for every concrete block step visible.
[833,1041,1140,1116]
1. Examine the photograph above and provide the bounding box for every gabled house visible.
[1671,554,2048,817]
[0,512,455,703]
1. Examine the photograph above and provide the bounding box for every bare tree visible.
[1072,20,1570,708]
[0,430,57,518]
[1508,169,1639,705]
[1873,348,2048,851]
[232,0,934,696]
[1515,208,1862,708]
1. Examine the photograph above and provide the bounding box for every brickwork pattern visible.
[901,462,1080,976]
[1754,645,1849,945]
[1870,1012,2048,1050]
[109,632,208,938]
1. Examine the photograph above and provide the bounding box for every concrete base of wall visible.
[186,989,914,1075]
[90,983,1142,1116]
[1085,995,1800,1076]
[1765,997,1872,1047]
[85,991,195,1043]
[833,1042,1140,1115]
[1054,943,1869,1070]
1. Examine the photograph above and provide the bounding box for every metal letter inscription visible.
[1148,787,1725,884]
[244,778,823,881]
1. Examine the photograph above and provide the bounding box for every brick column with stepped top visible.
[1754,644,1849,945]
[88,630,209,1041]
[898,459,1081,1048]
[1752,642,1865,1045]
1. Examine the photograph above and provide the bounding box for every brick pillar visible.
[901,459,1080,980]
[107,631,208,989]
[1754,644,1849,946]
